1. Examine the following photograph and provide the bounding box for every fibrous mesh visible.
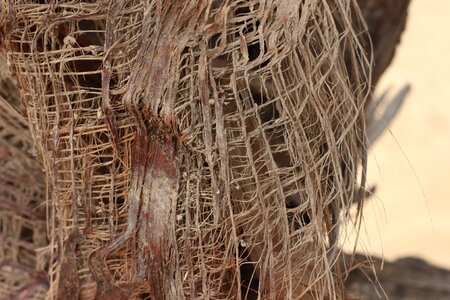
[1,1,371,299]
[0,95,48,299]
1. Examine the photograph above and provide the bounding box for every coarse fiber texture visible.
[1,0,371,299]
[0,96,48,299]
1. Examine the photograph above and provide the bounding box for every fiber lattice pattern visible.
[1,1,371,299]
[0,97,48,299]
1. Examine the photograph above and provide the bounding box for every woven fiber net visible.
[0,91,48,298]
[1,0,371,299]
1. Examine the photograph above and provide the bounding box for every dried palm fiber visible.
[356,0,410,87]
[1,0,371,299]
[0,81,49,298]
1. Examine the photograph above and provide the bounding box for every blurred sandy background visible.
[345,0,450,269]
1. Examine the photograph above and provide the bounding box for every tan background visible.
[345,0,450,269]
